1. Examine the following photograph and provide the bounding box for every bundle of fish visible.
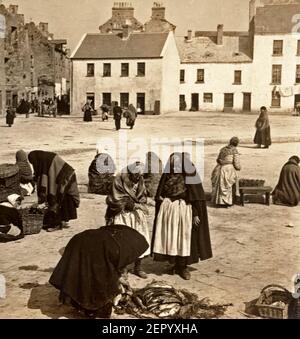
[114,280,232,319]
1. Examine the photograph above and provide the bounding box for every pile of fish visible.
[114,280,232,319]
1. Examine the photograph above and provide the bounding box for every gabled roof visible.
[176,35,253,64]
[71,32,169,60]
[255,4,300,34]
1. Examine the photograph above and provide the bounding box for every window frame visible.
[121,63,129,77]
[196,69,205,83]
[137,62,146,77]
[86,63,95,77]
[273,40,283,56]
[103,63,111,77]
[297,40,300,56]
[234,70,242,85]
[203,93,213,103]
[271,65,282,85]
[296,65,300,84]
[180,69,185,83]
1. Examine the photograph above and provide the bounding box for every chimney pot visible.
[217,24,223,45]
[152,2,166,20]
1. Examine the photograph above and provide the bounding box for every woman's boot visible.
[134,259,147,279]
[175,258,191,281]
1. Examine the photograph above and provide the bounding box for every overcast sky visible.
[2,0,251,51]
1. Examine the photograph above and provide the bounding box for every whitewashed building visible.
[71,29,180,114]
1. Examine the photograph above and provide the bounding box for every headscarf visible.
[155,152,206,202]
[28,151,56,178]
[16,150,33,182]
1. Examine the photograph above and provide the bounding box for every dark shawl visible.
[28,151,80,209]
[254,111,272,146]
[106,163,147,221]
[49,225,149,312]
[16,150,33,184]
[152,153,212,263]
[6,109,15,125]
[272,159,300,206]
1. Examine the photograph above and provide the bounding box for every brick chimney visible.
[8,5,18,15]
[112,2,134,20]
[152,2,166,20]
[217,24,223,45]
[39,22,49,36]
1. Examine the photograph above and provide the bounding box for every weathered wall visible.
[72,58,163,114]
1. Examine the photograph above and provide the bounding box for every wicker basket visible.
[256,285,292,319]
[20,208,45,235]
[0,164,20,202]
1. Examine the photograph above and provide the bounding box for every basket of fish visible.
[255,285,292,319]
[114,280,232,319]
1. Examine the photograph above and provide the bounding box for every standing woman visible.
[124,104,137,130]
[211,137,241,208]
[106,162,150,279]
[28,151,80,232]
[82,100,93,122]
[152,153,212,280]
[6,107,16,127]
[254,106,272,149]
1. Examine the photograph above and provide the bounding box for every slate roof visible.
[72,32,169,59]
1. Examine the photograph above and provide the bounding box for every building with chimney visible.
[71,27,180,114]
[0,4,70,115]
[144,2,176,33]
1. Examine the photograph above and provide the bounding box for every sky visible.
[2,0,251,51]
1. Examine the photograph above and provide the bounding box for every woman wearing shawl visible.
[28,151,80,232]
[88,147,116,195]
[15,150,34,196]
[211,137,241,208]
[106,161,150,279]
[6,107,16,127]
[82,100,93,122]
[152,153,212,280]
[124,104,137,130]
[254,107,272,149]
[49,224,148,318]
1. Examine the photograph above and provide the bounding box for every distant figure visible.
[272,156,300,207]
[124,104,137,130]
[6,107,15,127]
[101,104,109,122]
[82,100,93,122]
[113,102,122,131]
[211,137,241,208]
[254,107,272,149]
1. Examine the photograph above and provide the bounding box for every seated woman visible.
[88,148,116,195]
[152,152,212,280]
[106,162,150,279]
[49,224,148,318]
[0,194,24,243]
[28,151,80,232]
[272,156,300,207]
[15,150,35,196]
[211,137,241,208]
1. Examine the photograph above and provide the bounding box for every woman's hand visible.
[193,216,201,228]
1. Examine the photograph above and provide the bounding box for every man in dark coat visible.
[272,156,300,207]
[113,102,122,131]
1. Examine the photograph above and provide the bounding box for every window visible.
[224,93,234,108]
[103,63,111,77]
[102,93,111,106]
[120,93,129,108]
[272,65,282,84]
[296,65,300,84]
[203,93,213,103]
[137,63,145,77]
[197,69,205,83]
[271,91,281,107]
[121,63,129,77]
[297,41,300,56]
[273,40,283,56]
[180,70,185,83]
[234,70,242,84]
[87,63,95,77]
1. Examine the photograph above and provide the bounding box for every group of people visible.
[82,101,139,131]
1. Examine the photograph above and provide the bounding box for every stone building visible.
[0,4,70,115]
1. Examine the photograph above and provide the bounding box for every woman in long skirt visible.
[152,152,212,280]
[254,106,272,149]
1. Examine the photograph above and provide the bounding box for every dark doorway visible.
[179,95,186,111]
[295,94,300,109]
[137,93,145,114]
[191,93,199,111]
[224,93,234,110]
[102,93,111,106]
[243,93,251,112]
[12,94,18,109]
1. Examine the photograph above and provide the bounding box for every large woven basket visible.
[20,207,45,235]
[256,285,292,319]
[0,164,20,202]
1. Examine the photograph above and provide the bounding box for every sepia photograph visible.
[0,0,300,325]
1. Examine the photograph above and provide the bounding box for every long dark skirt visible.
[152,200,213,266]
[84,110,92,122]
[6,115,15,126]
[254,127,272,146]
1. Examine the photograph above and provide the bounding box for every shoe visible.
[176,267,191,281]
[46,226,61,232]
[133,269,147,279]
